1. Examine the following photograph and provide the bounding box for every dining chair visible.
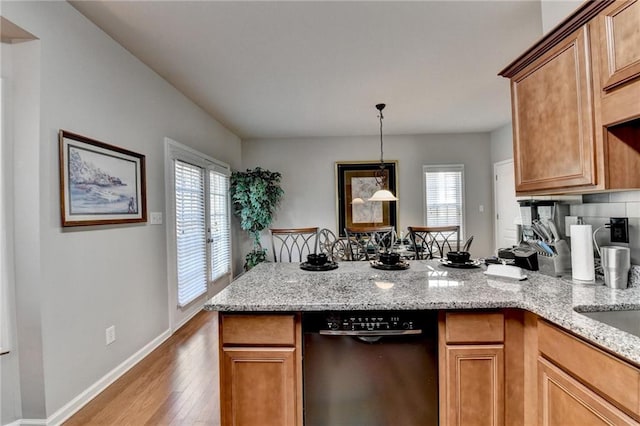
[344,226,396,261]
[408,226,460,259]
[317,228,339,261]
[329,238,367,261]
[269,227,319,262]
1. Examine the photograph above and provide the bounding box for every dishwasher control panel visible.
[325,312,418,332]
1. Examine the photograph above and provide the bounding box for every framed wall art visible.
[59,130,147,227]
[335,161,398,236]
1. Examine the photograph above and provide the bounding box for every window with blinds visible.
[169,144,232,309]
[424,165,465,238]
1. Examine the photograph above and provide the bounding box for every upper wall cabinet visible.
[510,25,596,193]
[500,0,640,195]
[595,0,640,125]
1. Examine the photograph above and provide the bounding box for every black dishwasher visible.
[303,311,438,426]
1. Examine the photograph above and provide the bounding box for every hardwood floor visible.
[64,310,220,426]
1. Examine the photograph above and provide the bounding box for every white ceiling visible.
[70,1,543,140]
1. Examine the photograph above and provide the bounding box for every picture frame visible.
[335,161,398,236]
[59,130,147,227]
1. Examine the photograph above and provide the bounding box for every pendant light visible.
[368,103,398,202]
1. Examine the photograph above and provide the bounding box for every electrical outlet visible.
[105,325,116,345]
[610,217,629,243]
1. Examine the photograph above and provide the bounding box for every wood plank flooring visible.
[64,310,220,426]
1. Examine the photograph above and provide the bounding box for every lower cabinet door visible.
[221,347,297,426]
[444,344,505,426]
[538,357,638,426]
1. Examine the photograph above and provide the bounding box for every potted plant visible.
[230,167,284,270]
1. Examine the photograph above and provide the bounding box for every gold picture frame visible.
[335,161,398,236]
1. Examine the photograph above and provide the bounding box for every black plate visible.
[370,260,410,270]
[439,259,481,269]
[300,262,339,271]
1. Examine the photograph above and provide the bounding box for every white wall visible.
[242,133,494,258]
[490,122,513,164]
[2,1,242,422]
[1,41,24,426]
[540,0,584,34]
[10,37,46,422]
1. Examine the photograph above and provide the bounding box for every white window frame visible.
[165,138,231,329]
[423,164,466,240]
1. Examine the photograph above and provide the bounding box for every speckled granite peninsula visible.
[205,260,640,365]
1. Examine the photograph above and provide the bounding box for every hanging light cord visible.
[378,109,385,165]
[374,103,387,186]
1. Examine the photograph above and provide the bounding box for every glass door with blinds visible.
[423,164,465,239]
[166,139,231,312]
[208,169,231,282]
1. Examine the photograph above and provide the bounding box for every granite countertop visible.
[205,261,640,366]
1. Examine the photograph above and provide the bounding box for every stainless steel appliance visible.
[516,200,571,276]
[303,311,438,426]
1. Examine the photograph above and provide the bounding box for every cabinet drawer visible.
[538,320,640,417]
[221,314,296,346]
[445,312,504,344]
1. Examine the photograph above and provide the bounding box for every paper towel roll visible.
[571,224,595,282]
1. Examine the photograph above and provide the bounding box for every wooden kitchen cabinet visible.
[537,319,640,423]
[538,357,638,425]
[440,311,505,426]
[508,25,597,193]
[500,0,640,195]
[595,0,640,97]
[221,347,297,426]
[444,345,505,426]
[218,313,302,426]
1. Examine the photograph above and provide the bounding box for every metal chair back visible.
[318,228,341,261]
[408,226,460,259]
[269,227,319,262]
[344,226,396,261]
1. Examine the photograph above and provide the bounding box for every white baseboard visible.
[14,420,45,426]
[173,305,204,332]
[5,420,32,426]
[44,328,172,426]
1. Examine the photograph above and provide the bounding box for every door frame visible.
[493,159,516,253]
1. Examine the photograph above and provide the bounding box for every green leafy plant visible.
[230,167,284,270]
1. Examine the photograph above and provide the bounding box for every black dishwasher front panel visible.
[302,311,438,426]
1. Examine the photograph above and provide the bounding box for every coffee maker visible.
[516,200,571,276]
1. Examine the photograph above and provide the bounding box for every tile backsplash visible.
[629,265,640,288]
[564,190,640,267]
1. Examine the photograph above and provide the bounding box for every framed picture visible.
[59,130,147,227]
[335,161,398,236]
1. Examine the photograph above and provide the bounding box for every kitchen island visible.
[205,260,640,426]
[206,260,640,363]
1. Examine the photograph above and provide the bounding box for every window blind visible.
[209,170,231,281]
[175,160,207,307]
[424,165,465,238]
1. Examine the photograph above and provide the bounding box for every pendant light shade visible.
[368,103,398,202]
[368,189,397,202]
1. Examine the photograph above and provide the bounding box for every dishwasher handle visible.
[319,329,422,336]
